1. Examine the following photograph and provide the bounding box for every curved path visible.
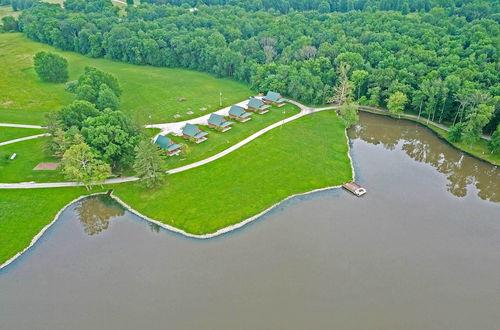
[0,133,50,147]
[0,123,46,129]
[0,100,336,188]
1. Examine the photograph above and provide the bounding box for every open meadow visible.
[0,33,253,125]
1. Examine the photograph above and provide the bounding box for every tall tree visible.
[387,92,408,118]
[327,62,352,105]
[488,124,500,154]
[133,139,167,188]
[462,104,494,147]
[33,51,69,83]
[62,142,111,190]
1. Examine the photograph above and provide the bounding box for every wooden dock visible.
[342,182,367,197]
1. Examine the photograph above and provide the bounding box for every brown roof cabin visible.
[247,97,270,114]
[228,105,252,122]
[263,91,286,107]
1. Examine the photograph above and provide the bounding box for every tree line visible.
[4,0,499,143]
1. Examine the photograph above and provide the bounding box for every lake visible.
[1,112,499,330]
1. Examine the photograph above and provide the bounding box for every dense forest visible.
[4,0,500,132]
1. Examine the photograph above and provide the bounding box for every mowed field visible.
[0,33,253,125]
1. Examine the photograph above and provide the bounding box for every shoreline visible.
[0,126,355,270]
[358,107,499,166]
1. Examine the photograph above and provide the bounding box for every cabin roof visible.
[183,123,207,138]
[264,91,285,103]
[248,97,270,110]
[229,105,249,117]
[155,135,181,151]
[208,113,232,127]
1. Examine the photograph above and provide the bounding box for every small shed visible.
[228,105,252,122]
[182,123,208,143]
[263,91,286,107]
[247,97,270,114]
[208,113,232,132]
[155,135,182,156]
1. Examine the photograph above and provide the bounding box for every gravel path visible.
[0,123,46,129]
[0,133,50,147]
[1,100,336,188]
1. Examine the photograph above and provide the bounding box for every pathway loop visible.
[0,100,336,188]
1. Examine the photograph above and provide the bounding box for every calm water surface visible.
[1,113,499,330]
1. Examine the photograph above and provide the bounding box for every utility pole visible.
[219,91,222,107]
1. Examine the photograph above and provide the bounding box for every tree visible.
[387,92,408,118]
[462,104,494,147]
[133,139,167,188]
[351,69,368,100]
[73,67,121,104]
[82,109,139,168]
[487,124,500,154]
[339,103,359,128]
[33,52,69,83]
[447,123,464,143]
[96,84,119,110]
[62,142,111,190]
[327,62,352,105]
[59,100,100,129]
[1,16,18,32]
[126,0,133,4]
[318,0,330,13]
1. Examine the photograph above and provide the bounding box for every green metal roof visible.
[183,123,204,138]
[208,113,232,127]
[264,91,285,103]
[229,105,247,117]
[248,97,269,110]
[167,143,182,151]
[156,135,181,151]
[155,135,172,149]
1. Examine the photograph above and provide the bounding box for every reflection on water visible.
[75,196,125,235]
[350,113,499,202]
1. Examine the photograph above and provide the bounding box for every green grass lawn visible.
[165,104,300,169]
[0,137,65,182]
[0,187,101,266]
[0,111,351,266]
[0,127,46,143]
[113,111,352,235]
[0,33,253,125]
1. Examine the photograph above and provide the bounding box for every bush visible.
[1,16,18,32]
[447,123,463,142]
[33,51,69,83]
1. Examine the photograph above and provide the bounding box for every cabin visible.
[228,105,252,122]
[247,97,270,114]
[208,113,232,132]
[182,123,208,143]
[154,135,182,156]
[263,91,286,107]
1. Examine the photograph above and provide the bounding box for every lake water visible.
[1,113,499,330]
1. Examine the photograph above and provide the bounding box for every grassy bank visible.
[0,111,351,266]
[0,187,100,266]
[0,33,252,125]
[0,137,65,183]
[0,127,46,143]
[164,104,299,169]
[113,111,352,235]
[359,108,500,166]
